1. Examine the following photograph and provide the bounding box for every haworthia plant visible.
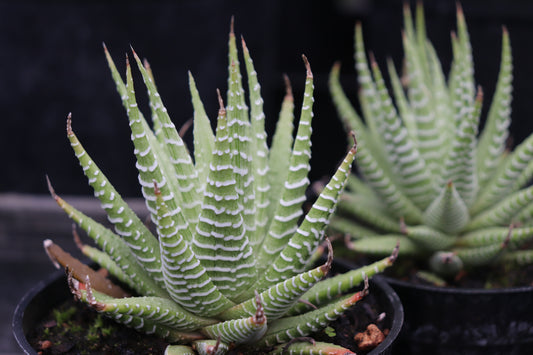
[329,3,533,282]
[43,22,398,354]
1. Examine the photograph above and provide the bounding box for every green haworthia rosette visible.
[330,2,533,281]
[45,21,394,354]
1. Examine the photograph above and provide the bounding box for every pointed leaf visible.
[255,288,368,348]
[460,226,533,248]
[49,189,167,297]
[242,37,270,251]
[287,252,396,316]
[466,185,533,231]
[226,29,256,255]
[188,72,215,189]
[66,117,163,284]
[473,132,533,213]
[266,75,295,223]
[132,50,201,226]
[370,57,436,208]
[337,195,403,234]
[72,281,216,332]
[201,293,267,345]
[442,89,482,207]
[476,28,512,187]
[258,57,315,268]
[193,94,255,300]
[350,235,421,256]
[259,144,356,287]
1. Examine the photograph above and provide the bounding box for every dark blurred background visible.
[3,1,533,353]
[1,0,533,198]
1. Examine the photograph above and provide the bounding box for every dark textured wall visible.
[2,0,533,197]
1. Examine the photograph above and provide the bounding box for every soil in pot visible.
[28,297,168,355]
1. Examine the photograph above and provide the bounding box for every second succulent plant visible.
[330,3,533,283]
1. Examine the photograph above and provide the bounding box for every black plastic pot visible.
[13,269,69,355]
[340,275,404,355]
[387,277,533,355]
[13,267,403,355]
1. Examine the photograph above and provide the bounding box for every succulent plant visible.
[329,3,533,282]
[43,21,398,354]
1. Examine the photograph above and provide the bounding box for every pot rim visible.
[12,268,65,354]
[366,275,404,354]
[385,275,533,295]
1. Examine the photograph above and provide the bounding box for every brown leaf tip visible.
[321,237,333,274]
[456,2,464,19]
[72,224,84,251]
[283,74,293,101]
[241,35,248,52]
[230,16,235,37]
[43,239,60,269]
[153,180,161,195]
[476,86,483,102]
[349,131,358,154]
[362,275,370,297]
[302,55,313,78]
[46,175,59,201]
[67,267,82,300]
[369,51,378,68]
[66,112,73,135]
[143,58,151,71]
[129,45,139,61]
[253,290,266,324]
[84,275,106,311]
[216,88,226,115]
[389,239,400,264]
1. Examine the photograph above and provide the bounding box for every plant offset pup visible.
[329,4,533,282]
[43,23,398,354]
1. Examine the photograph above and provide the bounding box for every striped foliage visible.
[330,3,533,281]
[44,21,396,354]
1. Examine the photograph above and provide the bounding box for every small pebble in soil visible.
[354,324,386,351]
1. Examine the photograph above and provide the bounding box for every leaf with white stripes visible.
[259,143,356,288]
[257,56,314,269]
[193,92,255,301]
[188,72,215,191]
[66,117,163,284]
[154,183,235,317]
